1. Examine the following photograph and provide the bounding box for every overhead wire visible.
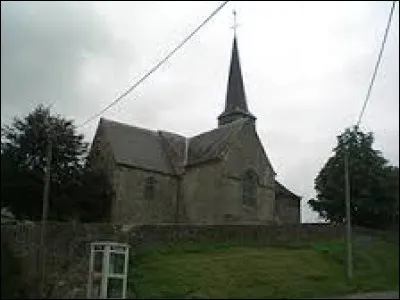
[355,1,396,129]
[78,1,230,128]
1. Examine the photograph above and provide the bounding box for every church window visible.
[144,176,156,200]
[242,170,257,207]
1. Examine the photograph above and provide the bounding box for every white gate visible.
[87,242,129,299]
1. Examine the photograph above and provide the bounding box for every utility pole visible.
[39,114,53,298]
[344,149,353,281]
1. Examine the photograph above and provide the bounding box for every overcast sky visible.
[1,1,399,223]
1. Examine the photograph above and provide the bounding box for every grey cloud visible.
[1,1,135,124]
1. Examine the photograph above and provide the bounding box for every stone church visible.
[89,36,301,225]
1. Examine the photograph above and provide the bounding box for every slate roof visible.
[100,118,174,175]
[187,118,247,166]
[99,117,246,175]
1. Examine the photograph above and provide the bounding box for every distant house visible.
[88,36,301,225]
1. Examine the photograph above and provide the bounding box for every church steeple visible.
[218,35,256,126]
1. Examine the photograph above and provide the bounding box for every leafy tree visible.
[1,105,112,222]
[308,126,399,229]
[75,166,114,223]
[384,165,399,226]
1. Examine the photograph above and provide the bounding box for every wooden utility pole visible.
[39,117,53,297]
[344,150,353,281]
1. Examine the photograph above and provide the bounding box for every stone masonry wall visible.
[182,162,224,224]
[1,222,129,299]
[88,125,118,220]
[182,122,279,225]
[275,197,301,224]
[219,121,276,223]
[114,165,179,224]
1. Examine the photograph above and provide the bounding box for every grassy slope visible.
[129,235,399,299]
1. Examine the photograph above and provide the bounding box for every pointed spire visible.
[218,35,256,126]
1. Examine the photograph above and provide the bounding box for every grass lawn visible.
[128,234,399,299]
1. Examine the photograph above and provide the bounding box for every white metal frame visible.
[87,241,129,299]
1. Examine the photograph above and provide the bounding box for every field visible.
[129,233,399,299]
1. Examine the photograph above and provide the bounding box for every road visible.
[324,291,399,299]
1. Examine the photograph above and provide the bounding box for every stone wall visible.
[182,122,278,225]
[90,125,179,225]
[128,223,344,246]
[1,222,346,298]
[88,124,118,220]
[275,197,300,224]
[1,222,128,299]
[218,121,276,223]
[182,162,224,224]
[114,165,179,224]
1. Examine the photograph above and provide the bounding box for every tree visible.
[1,238,27,299]
[308,126,399,229]
[74,166,114,223]
[1,105,112,222]
[384,165,399,227]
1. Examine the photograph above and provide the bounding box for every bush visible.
[1,239,27,299]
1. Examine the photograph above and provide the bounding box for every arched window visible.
[144,176,156,200]
[242,170,257,207]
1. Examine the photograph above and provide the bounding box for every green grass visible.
[128,235,399,299]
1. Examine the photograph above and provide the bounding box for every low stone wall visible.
[1,222,128,299]
[127,223,345,246]
[1,222,345,298]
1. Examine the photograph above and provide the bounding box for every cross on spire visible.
[231,9,239,34]
[218,20,256,127]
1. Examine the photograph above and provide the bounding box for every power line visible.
[344,1,396,282]
[78,1,230,128]
[355,1,396,128]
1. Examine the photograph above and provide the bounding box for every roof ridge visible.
[158,129,187,139]
[275,180,301,200]
[100,117,159,136]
